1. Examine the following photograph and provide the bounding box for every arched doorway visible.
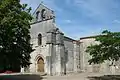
[37,57,44,72]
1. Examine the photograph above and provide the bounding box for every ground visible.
[0,72,120,80]
[43,72,104,80]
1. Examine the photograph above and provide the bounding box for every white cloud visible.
[74,0,104,16]
[113,20,120,24]
[73,0,117,19]
[64,20,72,23]
[62,24,104,39]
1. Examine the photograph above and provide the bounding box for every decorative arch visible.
[35,54,45,62]
[41,9,46,20]
[36,11,40,21]
[35,54,45,72]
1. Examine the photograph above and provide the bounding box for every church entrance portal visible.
[37,57,44,72]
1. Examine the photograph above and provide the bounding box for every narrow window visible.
[36,11,40,21]
[38,33,42,45]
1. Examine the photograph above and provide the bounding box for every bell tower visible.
[32,3,55,23]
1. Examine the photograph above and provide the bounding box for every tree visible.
[86,30,120,65]
[0,0,33,72]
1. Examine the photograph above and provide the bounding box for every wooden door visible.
[37,57,44,72]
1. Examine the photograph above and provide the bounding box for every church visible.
[23,3,120,75]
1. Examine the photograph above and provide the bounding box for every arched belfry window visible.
[41,9,46,20]
[36,11,40,21]
[38,33,42,45]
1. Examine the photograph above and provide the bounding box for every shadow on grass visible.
[88,75,120,80]
[0,74,44,80]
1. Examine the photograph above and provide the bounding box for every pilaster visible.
[55,30,65,75]
[46,29,56,75]
[73,41,80,72]
[46,44,53,75]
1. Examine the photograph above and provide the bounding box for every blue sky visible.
[21,0,120,39]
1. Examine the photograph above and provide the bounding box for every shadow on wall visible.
[65,49,68,63]
[0,74,44,80]
[88,75,120,80]
[65,49,68,70]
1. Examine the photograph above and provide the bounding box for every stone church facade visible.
[28,4,80,75]
[22,3,120,75]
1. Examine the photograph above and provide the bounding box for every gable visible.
[31,3,55,23]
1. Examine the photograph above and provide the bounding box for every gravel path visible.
[0,72,117,80]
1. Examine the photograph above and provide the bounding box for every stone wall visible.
[80,38,95,72]
[64,38,74,73]
[79,37,120,74]
[32,4,55,23]
[29,19,57,75]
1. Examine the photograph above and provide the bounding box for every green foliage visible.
[86,30,120,65]
[0,0,33,71]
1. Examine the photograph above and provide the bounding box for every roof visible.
[80,35,107,40]
[80,35,100,40]
[64,36,76,41]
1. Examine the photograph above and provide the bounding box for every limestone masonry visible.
[21,3,120,75]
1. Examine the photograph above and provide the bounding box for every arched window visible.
[41,9,46,20]
[38,33,42,45]
[36,11,40,21]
